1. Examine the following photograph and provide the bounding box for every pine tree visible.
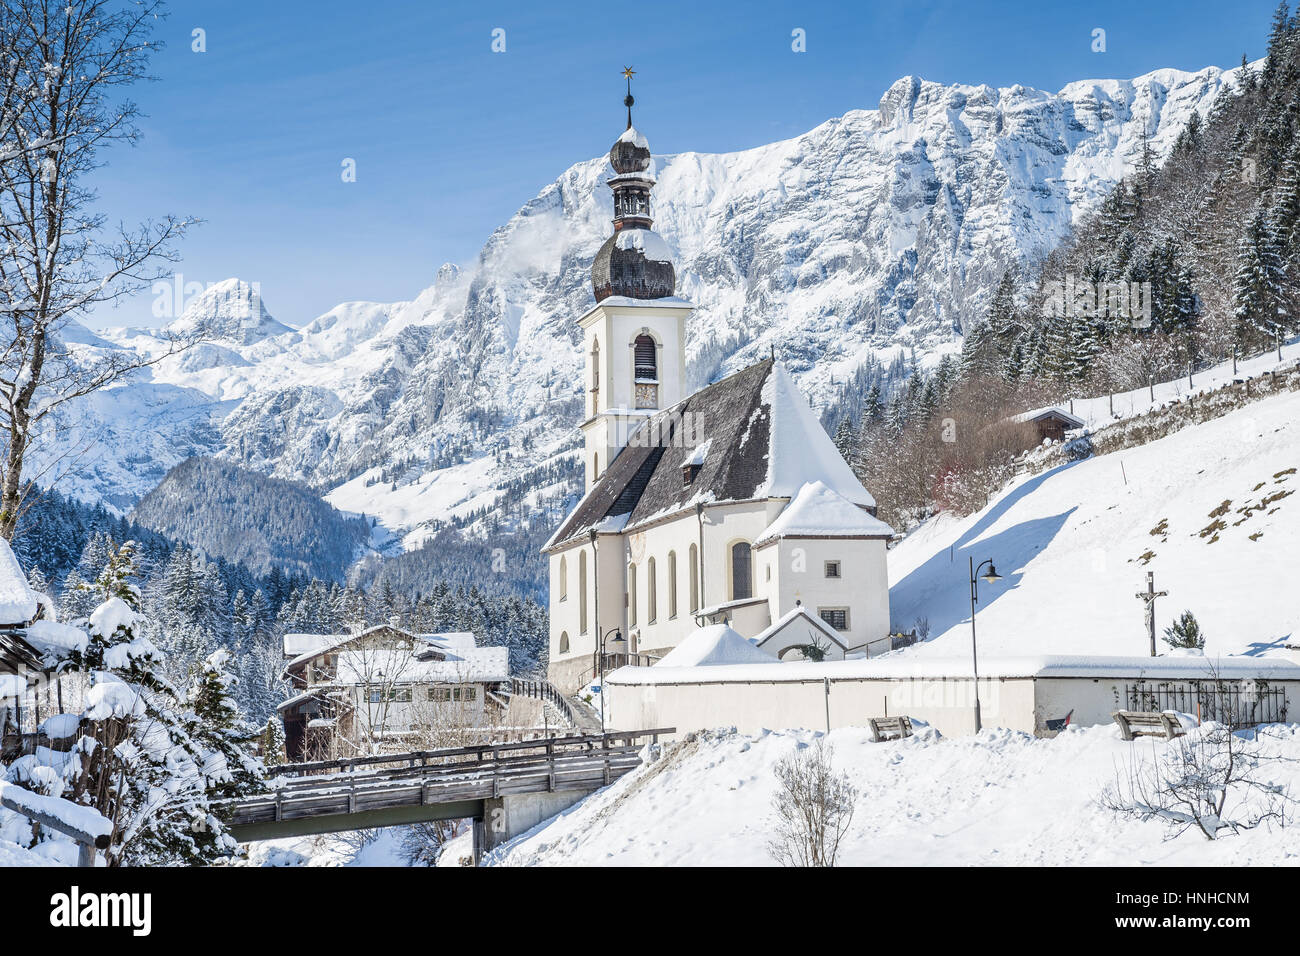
[832,417,855,463]
[58,542,237,865]
[1233,208,1290,352]
[184,648,265,802]
[1162,610,1206,650]
[262,716,287,767]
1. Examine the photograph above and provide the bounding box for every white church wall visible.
[764,537,891,652]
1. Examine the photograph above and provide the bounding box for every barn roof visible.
[544,360,875,551]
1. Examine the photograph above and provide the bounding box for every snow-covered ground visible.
[887,379,1300,660]
[486,725,1300,866]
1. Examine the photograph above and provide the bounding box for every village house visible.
[543,102,894,693]
[0,540,90,756]
[278,624,510,760]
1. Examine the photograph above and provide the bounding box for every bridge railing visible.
[263,728,676,782]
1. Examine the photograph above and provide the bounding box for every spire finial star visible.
[622,66,636,129]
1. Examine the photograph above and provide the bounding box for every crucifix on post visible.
[1135,571,1168,657]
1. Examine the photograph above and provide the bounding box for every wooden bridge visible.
[220,728,673,863]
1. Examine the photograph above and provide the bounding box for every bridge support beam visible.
[481,789,590,855]
[229,799,485,844]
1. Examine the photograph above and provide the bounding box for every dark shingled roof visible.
[547,359,775,550]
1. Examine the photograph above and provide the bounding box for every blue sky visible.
[87,0,1282,329]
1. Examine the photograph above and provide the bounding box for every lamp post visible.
[968,556,1003,733]
[596,628,620,734]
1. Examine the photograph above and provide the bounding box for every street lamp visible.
[968,556,1003,733]
[596,628,621,734]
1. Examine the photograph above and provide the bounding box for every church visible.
[543,82,895,693]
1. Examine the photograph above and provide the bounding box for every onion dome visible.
[592,68,676,302]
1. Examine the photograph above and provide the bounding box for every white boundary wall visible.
[604,655,1300,738]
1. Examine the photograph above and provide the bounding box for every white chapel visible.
[543,84,894,693]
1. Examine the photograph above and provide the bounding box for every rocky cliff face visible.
[50,64,1241,549]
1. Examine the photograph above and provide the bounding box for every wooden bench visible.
[868,716,913,742]
[1111,710,1187,741]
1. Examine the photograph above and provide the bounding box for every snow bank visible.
[888,386,1300,660]
[653,624,778,667]
[486,723,1300,866]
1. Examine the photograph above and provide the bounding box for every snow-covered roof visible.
[753,605,847,651]
[1011,406,1085,428]
[547,359,880,550]
[609,653,1300,686]
[756,480,895,545]
[761,364,875,506]
[283,625,479,670]
[614,227,673,263]
[618,126,649,149]
[22,619,89,658]
[335,645,509,685]
[0,538,38,626]
[282,626,507,688]
[654,624,778,667]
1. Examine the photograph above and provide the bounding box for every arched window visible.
[559,555,568,601]
[647,557,657,624]
[689,543,699,613]
[628,563,638,627]
[730,541,752,601]
[579,551,588,634]
[667,550,678,618]
[634,334,657,381]
[559,631,570,655]
[593,453,599,480]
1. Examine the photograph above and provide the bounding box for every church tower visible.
[579,69,693,492]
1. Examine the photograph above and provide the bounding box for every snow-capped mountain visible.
[163,278,294,347]
[51,64,1243,547]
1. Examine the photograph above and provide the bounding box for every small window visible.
[428,686,452,702]
[559,631,570,655]
[824,561,841,579]
[394,687,412,703]
[559,555,568,601]
[818,607,850,631]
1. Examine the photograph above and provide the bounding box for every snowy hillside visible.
[484,725,1300,866]
[49,64,1244,548]
[888,377,1300,659]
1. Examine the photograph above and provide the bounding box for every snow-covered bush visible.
[1102,723,1297,840]
[767,738,858,867]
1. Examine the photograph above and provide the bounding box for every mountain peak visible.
[166,278,292,346]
